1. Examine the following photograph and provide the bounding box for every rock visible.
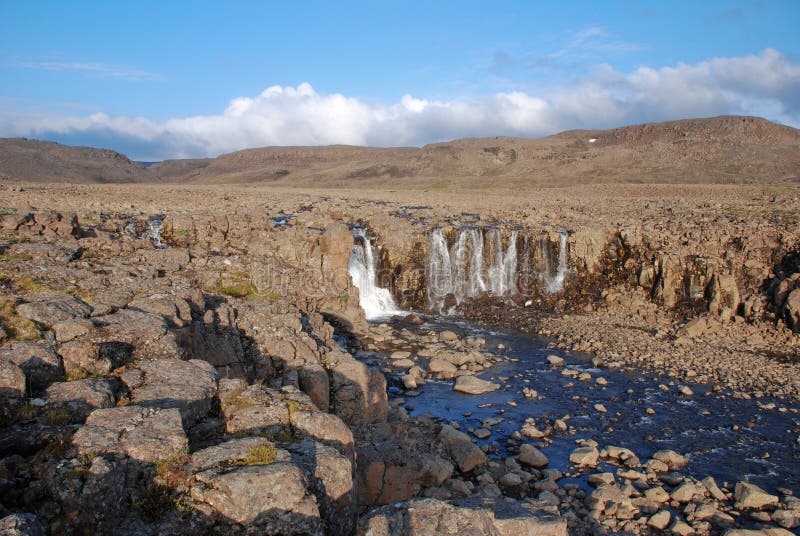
[784,288,800,332]
[51,318,93,342]
[453,376,500,395]
[0,341,63,392]
[73,405,188,462]
[670,520,694,535]
[418,455,454,487]
[593,403,607,413]
[439,424,487,473]
[652,449,688,469]
[58,340,109,378]
[701,476,727,501]
[220,381,290,437]
[439,330,459,342]
[518,444,549,468]
[192,460,323,534]
[356,498,567,536]
[393,359,414,369]
[680,317,707,338]
[671,482,698,502]
[734,481,779,509]
[427,358,457,379]
[390,351,411,360]
[772,509,800,529]
[569,446,600,467]
[0,513,44,536]
[547,354,566,367]
[0,359,26,398]
[329,353,388,426]
[678,385,694,396]
[588,473,615,487]
[647,510,671,530]
[130,359,218,426]
[45,377,119,422]
[298,363,330,412]
[286,441,358,536]
[15,293,92,326]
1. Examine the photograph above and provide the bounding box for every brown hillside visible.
[0,138,155,183]
[2,116,799,186]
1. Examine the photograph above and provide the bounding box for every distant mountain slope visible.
[2,116,799,186]
[0,138,155,183]
[154,116,800,186]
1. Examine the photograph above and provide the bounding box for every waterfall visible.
[468,228,486,296]
[544,231,569,293]
[487,228,505,295]
[144,216,166,249]
[348,229,403,320]
[502,230,518,295]
[427,227,520,310]
[427,228,454,311]
[450,230,469,304]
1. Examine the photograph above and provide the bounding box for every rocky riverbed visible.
[0,181,798,535]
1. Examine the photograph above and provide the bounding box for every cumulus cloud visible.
[1,49,799,160]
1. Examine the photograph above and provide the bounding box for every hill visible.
[0,138,154,183]
[2,116,799,186]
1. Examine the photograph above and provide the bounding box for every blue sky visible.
[1,0,799,160]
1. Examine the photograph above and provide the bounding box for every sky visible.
[1,0,799,161]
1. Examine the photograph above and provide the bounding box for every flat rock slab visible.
[192,462,322,534]
[130,358,218,426]
[357,497,567,536]
[16,293,92,327]
[73,405,187,462]
[734,481,779,509]
[0,341,63,392]
[454,375,500,395]
[45,377,119,422]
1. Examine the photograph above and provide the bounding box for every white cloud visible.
[21,60,164,81]
[1,49,798,160]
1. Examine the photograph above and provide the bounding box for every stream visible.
[360,316,800,494]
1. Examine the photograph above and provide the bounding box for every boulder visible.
[569,446,600,468]
[356,498,567,536]
[220,381,290,437]
[517,444,549,468]
[129,358,218,426]
[72,405,187,462]
[15,293,92,327]
[0,513,44,536]
[191,461,322,534]
[783,288,800,332]
[45,377,119,422]
[329,353,388,426]
[546,355,566,367]
[0,341,63,392]
[0,359,26,398]
[439,424,487,473]
[286,441,357,536]
[651,449,688,469]
[427,358,457,379]
[453,376,500,395]
[734,481,779,509]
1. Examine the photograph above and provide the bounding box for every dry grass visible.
[0,297,40,340]
[236,445,278,466]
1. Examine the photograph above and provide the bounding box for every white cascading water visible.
[468,228,486,296]
[427,228,454,311]
[487,229,505,295]
[427,227,520,310]
[544,231,569,293]
[348,229,403,320]
[449,230,469,303]
[502,230,518,295]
